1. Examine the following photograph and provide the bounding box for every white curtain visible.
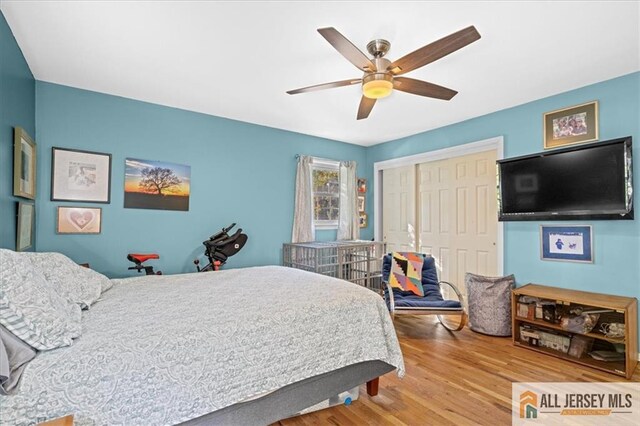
[291,155,315,243]
[337,161,360,241]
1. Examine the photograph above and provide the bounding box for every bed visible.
[0,250,404,425]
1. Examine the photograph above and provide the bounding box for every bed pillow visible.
[0,249,81,350]
[0,324,36,394]
[389,252,425,297]
[24,252,111,307]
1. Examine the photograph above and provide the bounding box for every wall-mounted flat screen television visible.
[497,137,633,221]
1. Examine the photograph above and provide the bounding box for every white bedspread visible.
[0,266,404,425]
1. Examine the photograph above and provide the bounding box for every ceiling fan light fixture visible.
[287,26,481,119]
[362,73,393,99]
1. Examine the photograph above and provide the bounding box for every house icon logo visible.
[520,390,538,419]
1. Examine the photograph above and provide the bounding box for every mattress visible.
[0,265,404,425]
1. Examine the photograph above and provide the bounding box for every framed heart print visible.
[57,206,102,234]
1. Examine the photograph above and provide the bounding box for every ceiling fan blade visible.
[287,79,362,95]
[393,77,458,100]
[318,27,376,72]
[357,96,376,120]
[388,26,481,75]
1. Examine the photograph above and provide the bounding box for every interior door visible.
[417,150,498,300]
[382,165,416,253]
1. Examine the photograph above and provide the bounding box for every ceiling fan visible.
[287,26,481,120]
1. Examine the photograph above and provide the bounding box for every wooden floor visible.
[277,315,640,426]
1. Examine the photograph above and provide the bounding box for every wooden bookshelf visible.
[517,316,625,344]
[512,284,638,379]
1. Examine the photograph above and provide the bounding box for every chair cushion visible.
[383,253,465,312]
[383,253,442,300]
[388,252,425,296]
[393,292,462,309]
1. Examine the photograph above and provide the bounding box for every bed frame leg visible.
[366,377,379,396]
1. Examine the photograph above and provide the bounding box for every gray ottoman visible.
[465,273,515,336]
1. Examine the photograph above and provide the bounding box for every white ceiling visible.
[2,1,639,146]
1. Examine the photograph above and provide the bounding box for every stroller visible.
[194,223,248,272]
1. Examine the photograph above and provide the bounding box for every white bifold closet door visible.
[382,165,416,253]
[418,150,498,302]
[382,150,498,302]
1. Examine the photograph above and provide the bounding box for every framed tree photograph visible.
[540,225,593,263]
[124,158,191,211]
[16,202,35,251]
[13,127,36,200]
[543,101,598,149]
[51,147,112,203]
[57,206,102,234]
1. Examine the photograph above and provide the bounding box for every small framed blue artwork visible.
[540,225,593,263]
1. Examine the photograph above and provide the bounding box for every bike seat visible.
[127,253,160,264]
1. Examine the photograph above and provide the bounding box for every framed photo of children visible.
[51,147,112,203]
[57,206,102,234]
[13,127,37,200]
[543,101,598,149]
[540,225,593,263]
[357,178,366,194]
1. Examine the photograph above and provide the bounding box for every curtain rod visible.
[295,154,341,164]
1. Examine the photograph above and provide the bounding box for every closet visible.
[381,149,499,299]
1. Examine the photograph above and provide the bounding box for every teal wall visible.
[365,72,640,302]
[35,73,640,298]
[35,82,367,277]
[0,12,35,249]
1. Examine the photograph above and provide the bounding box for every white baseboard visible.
[637,352,640,362]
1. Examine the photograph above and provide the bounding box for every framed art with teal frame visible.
[540,225,593,263]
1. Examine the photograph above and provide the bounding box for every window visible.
[312,161,340,229]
